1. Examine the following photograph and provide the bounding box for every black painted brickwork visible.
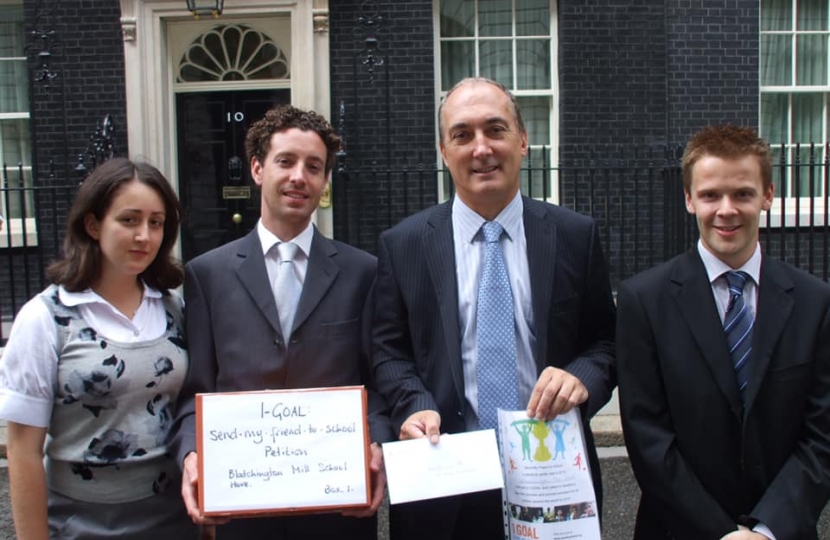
[666,0,759,145]
[329,0,438,251]
[3,0,127,320]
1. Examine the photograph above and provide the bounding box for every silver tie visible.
[274,242,301,340]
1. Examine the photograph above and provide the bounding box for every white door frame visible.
[118,0,333,237]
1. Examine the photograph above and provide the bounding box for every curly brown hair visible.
[245,105,342,175]
[47,157,184,292]
[682,124,773,194]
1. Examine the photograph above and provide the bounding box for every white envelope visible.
[383,430,505,504]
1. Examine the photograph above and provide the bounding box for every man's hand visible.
[526,367,588,420]
[181,452,230,526]
[399,410,441,443]
[342,442,386,518]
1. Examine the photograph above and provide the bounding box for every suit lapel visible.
[523,198,555,371]
[742,258,794,415]
[292,227,339,333]
[423,202,465,401]
[673,250,743,421]
[235,230,282,335]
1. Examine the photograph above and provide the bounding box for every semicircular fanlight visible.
[177,24,289,83]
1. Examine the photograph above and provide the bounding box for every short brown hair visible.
[682,124,773,193]
[47,157,184,292]
[245,105,341,175]
[438,77,527,144]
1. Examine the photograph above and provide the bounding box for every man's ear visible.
[762,182,775,211]
[251,157,263,186]
[84,213,101,240]
[684,190,695,215]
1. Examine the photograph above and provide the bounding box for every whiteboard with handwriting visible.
[197,386,369,516]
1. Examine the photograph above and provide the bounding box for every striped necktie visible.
[723,271,753,401]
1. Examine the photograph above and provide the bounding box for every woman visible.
[0,158,195,539]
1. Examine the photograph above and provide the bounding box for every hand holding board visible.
[196,386,370,516]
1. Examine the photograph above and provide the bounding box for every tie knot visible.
[481,221,504,243]
[724,271,750,294]
[277,242,299,263]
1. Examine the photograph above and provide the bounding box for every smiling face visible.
[439,80,528,220]
[685,154,774,269]
[84,179,166,284]
[252,127,329,240]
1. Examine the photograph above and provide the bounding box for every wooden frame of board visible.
[196,385,370,517]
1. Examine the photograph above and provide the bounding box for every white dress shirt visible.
[257,219,314,296]
[697,239,775,540]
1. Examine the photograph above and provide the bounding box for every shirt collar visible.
[58,282,162,307]
[452,190,523,244]
[257,219,314,259]
[697,239,762,285]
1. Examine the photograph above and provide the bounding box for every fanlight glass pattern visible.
[178,24,289,82]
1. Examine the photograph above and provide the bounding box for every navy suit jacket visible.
[617,249,830,540]
[170,226,393,467]
[373,196,617,502]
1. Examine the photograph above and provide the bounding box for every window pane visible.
[0,60,28,113]
[516,0,550,36]
[517,39,550,90]
[795,146,821,196]
[761,34,793,85]
[797,0,828,30]
[0,119,30,166]
[0,5,24,56]
[517,96,550,145]
[792,92,822,143]
[771,146,784,194]
[760,93,789,144]
[441,41,475,91]
[762,0,793,30]
[796,35,828,85]
[521,150,550,199]
[479,0,511,37]
[2,165,33,219]
[440,0,474,37]
[479,40,512,88]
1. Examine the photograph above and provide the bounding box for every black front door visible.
[176,89,290,262]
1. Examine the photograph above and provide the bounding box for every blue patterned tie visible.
[723,271,753,401]
[476,221,519,430]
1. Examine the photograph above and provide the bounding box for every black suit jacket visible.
[373,196,617,502]
[168,227,393,538]
[617,248,830,540]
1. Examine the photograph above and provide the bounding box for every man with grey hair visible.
[373,77,616,539]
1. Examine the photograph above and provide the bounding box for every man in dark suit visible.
[373,77,617,540]
[617,124,830,540]
[169,105,392,539]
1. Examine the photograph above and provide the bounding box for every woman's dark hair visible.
[47,157,184,292]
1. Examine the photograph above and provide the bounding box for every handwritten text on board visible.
[198,387,368,514]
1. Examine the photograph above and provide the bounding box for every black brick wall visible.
[329,1,438,251]
[666,0,759,144]
[558,0,668,148]
[3,0,127,323]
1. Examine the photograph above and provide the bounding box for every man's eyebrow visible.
[448,116,510,132]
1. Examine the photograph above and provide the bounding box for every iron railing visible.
[3,145,829,346]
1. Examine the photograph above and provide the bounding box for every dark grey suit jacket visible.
[373,196,617,503]
[617,249,830,540]
[169,225,393,472]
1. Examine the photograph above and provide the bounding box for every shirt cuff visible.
[752,522,776,540]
